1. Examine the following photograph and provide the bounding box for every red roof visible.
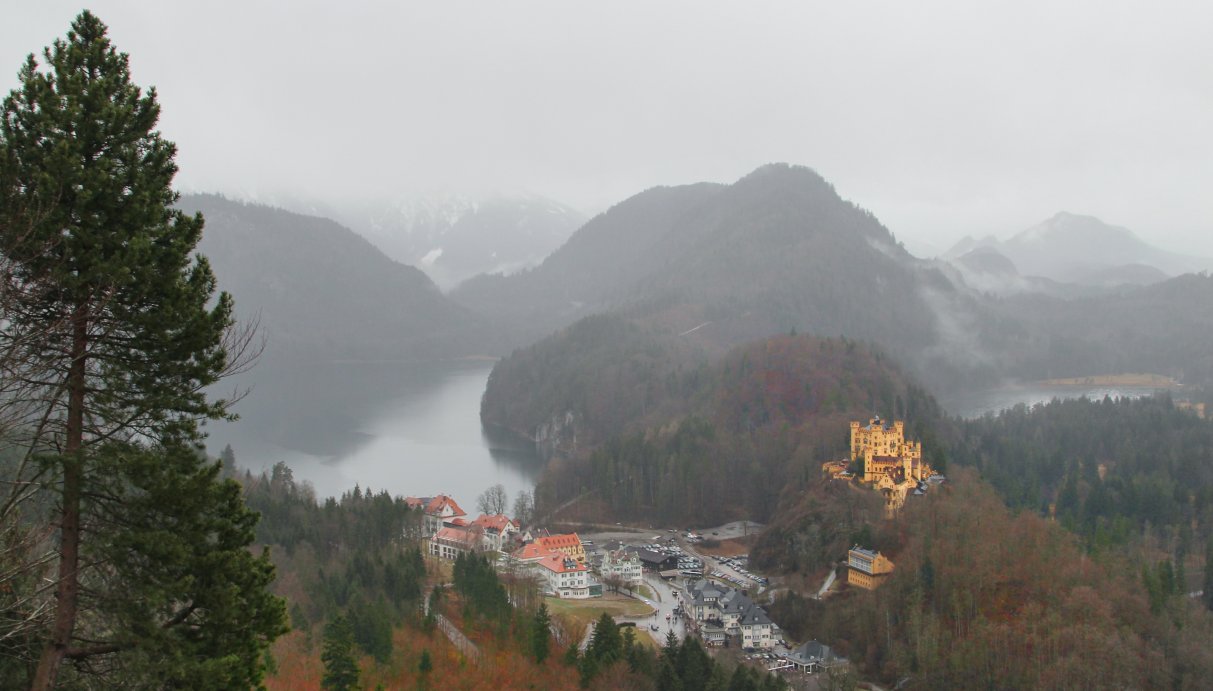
[537,551,587,574]
[515,543,550,561]
[471,514,516,533]
[433,526,476,548]
[425,494,466,518]
[536,533,581,551]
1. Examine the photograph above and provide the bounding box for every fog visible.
[4,1,1211,256]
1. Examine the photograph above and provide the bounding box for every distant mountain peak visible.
[945,212,1211,287]
[1012,212,1138,246]
[734,163,833,192]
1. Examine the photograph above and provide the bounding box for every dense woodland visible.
[944,395,1213,552]
[765,472,1213,689]
[488,329,942,524]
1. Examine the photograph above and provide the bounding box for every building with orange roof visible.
[429,525,480,561]
[535,551,592,599]
[534,533,585,564]
[469,513,520,552]
[404,494,468,536]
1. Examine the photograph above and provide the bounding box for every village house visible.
[687,579,778,650]
[786,639,847,674]
[847,545,894,590]
[739,606,775,650]
[630,547,680,572]
[515,539,600,599]
[599,549,643,586]
[535,552,593,599]
[469,513,520,553]
[406,494,468,536]
[428,525,479,561]
[532,532,586,564]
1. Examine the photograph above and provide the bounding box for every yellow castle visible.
[850,416,929,485]
[848,416,933,515]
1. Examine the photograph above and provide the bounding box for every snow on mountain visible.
[338,193,586,290]
[944,212,1211,288]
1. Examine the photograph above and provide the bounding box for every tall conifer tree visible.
[0,11,284,688]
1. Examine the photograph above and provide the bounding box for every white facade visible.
[741,619,775,649]
[536,554,592,599]
[600,550,643,586]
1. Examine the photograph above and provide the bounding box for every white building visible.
[739,606,775,650]
[600,549,643,586]
[406,495,468,536]
[536,552,592,599]
[687,579,777,649]
[469,513,520,552]
[428,525,478,561]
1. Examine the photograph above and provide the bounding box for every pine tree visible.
[0,11,283,688]
[532,603,551,664]
[418,648,433,690]
[321,616,360,691]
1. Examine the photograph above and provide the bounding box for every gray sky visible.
[4,1,1211,256]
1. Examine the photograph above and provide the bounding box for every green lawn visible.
[544,595,654,633]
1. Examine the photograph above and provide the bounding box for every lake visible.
[205,360,545,505]
[939,382,1172,419]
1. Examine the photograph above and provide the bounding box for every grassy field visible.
[544,594,654,633]
[696,536,756,557]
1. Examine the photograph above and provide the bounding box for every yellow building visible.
[847,546,894,590]
[534,533,586,564]
[850,416,929,485]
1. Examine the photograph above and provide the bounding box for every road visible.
[423,585,481,664]
[638,573,688,645]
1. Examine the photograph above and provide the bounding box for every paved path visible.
[816,568,837,598]
[423,585,481,664]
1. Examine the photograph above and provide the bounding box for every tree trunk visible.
[31,310,87,690]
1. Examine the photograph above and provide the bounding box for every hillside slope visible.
[459,164,985,391]
[186,194,493,362]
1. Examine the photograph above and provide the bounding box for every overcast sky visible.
[3,1,1210,256]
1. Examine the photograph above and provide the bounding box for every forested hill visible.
[456,164,987,391]
[492,329,943,524]
[452,182,725,339]
[991,272,1213,384]
[185,194,497,362]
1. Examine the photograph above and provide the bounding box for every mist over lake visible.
[206,360,545,504]
[939,383,1170,419]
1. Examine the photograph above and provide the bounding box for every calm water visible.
[206,361,545,503]
[940,383,1169,419]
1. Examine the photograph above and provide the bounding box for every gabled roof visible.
[720,590,754,614]
[739,605,772,627]
[471,513,516,533]
[404,496,430,510]
[788,639,845,665]
[425,494,466,517]
[536,552,587,574]
[603,549,639,564]
[514,542,550,562]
